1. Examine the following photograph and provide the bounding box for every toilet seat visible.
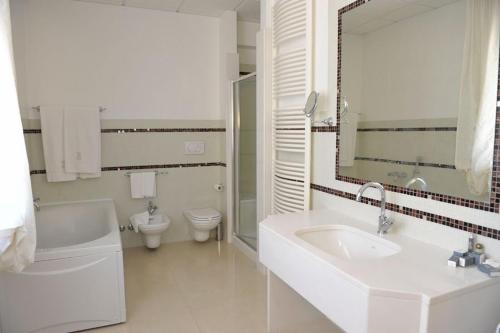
[184,208,221,221]
[184,208,222,242]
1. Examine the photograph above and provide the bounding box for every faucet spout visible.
[355,182,393,235]
[147,200,157,215]
[405,177,427,191]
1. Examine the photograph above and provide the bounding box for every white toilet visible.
[184,208,222,242]
[138,214,171,249]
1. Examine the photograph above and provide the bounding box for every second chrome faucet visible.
[356,182,394,236]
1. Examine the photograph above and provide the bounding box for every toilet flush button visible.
[184,141,205,155]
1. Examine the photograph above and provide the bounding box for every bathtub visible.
[0,199,126,333]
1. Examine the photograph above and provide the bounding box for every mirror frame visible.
[336,0,500,213]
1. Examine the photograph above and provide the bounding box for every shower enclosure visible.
[232,73,257,250]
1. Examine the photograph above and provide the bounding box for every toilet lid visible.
[185,208,221,220]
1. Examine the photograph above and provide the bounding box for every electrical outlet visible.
[184,141,205,155]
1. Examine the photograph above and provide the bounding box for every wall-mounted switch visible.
[184,141,205,155]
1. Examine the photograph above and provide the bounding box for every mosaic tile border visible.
[311,126,338,132]
[30,162,226,175]
[311,183,500,241]
[24,128,226,134]
[337,0,500,213]
[311,126,456,133]
[357,127,457,132]
[354,157,455,170]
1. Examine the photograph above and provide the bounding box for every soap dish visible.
[478,263,500,278]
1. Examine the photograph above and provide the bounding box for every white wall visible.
[11,0,221,120]
[238,21,259,47]
[340,34,363,118]
[219,11,239,242]
[238,21,259,68]
[11,0,234,248]
[358,1,466,121]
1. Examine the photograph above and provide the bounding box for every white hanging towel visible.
[130,172,156,198]
[63,106,101,179]
[339,112,359,167]
[39,106,77,182]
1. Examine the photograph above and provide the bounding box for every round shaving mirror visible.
[303,91,319,118]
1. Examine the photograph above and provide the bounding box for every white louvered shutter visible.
[271,0,313,213]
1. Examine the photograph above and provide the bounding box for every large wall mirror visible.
[337,0,500,208]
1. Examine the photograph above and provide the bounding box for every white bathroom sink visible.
[261,211,500,332]
[295,225,401,260]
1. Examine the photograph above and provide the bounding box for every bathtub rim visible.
[35,199,122,262]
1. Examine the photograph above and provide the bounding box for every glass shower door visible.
[233,74,257,250]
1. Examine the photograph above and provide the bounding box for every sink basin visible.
[295,225,401,260]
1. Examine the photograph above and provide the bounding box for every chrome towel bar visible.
[124,171,168,177]
[32,106,106,112]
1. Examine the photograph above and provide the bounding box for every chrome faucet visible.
[405,177,427,191]
[356,182,393,235]
[147,201,157,215]
[33,197,40,212]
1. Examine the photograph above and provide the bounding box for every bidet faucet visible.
[147,201,157,215]
[356,182,393,236]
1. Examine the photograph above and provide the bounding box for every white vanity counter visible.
[259,209,500,333]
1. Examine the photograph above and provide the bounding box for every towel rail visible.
[32,106,106,112]
[125,171,168,177]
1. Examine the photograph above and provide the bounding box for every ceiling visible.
[76,0,260,22]
[343,0,460,34]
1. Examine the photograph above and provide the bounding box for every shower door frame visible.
[231,72,257,250]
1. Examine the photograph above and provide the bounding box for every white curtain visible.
[455,0,500,196]
[0,0,36,272]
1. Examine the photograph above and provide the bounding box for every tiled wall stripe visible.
[354,157,455,170]
[311,183,500,241]
[30,162,226,175]
[24,128,226,134]
[23,129,43,134]
[102,128,226,133]
[310,126,455,133]
[311,126,338,132]
[337,0,500,213]
[357,127,457,132]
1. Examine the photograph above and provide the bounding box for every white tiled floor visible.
[87,241,267,333]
